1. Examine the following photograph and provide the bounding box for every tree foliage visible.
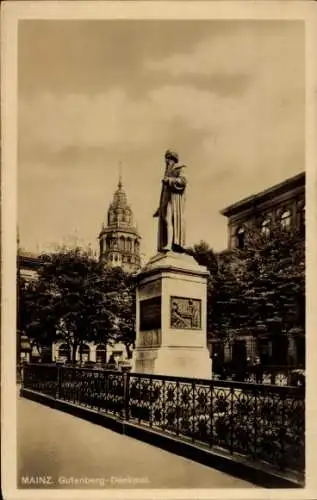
[18,247,136,362]
[236,222,305,337]
[190,223,305,346]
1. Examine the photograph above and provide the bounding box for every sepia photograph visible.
[1,1,316,499]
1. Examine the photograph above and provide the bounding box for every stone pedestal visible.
[132,252,212,379]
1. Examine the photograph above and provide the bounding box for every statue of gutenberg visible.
[153,150,187,253]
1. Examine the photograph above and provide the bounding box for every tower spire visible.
[118,161,123,189]
[99,160,141,273]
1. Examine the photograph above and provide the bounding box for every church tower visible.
[99,175,141,273]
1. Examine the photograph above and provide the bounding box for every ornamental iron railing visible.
[213,365,305,387]
[22,364,305,481]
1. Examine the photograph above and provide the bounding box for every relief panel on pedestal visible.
[170,296,202,330]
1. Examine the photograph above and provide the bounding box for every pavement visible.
[17,396,256,490]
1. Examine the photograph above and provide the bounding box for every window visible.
[125,210,131,223]
[296,337,305,368]
[272,336,288,366]
[232,340,247,370]
[236,227,245,249]
[299,205,305,234]
[96,344,107,364]
[58,343,70,361]
[112,350,123,356]
[79,343,90,362]
[261,218,270,237]
[280,209,291,230]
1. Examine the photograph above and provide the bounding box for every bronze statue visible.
[153,150,187,252]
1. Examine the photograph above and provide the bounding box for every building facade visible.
[98,176,141,273]
[19,252,41,283]
[210,172,305,375]
[221,172,305,250]
[52,340,128,367]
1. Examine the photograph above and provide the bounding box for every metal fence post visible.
[123,372,130,421]
[56,365,61,399]
[20,362,25,390]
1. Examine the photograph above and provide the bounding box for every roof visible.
[221,171,305,218]
[18,253,41,269]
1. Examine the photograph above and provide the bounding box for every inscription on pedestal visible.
[170,296,201,330]
[140,296,161,331]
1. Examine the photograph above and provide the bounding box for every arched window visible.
[79,343,90,362]
[96,344,107,364]
[109,212,114,224]
[280,209,291,230]
[125,210,131,224]
[119,236,125,250]
[261,218,270,237]
[236,227,245,249]
[58,343,70,362]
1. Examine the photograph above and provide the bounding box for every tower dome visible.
[99,175,141,273]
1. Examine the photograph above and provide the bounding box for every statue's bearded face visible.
[166,156,176,167]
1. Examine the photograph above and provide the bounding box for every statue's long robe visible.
[156,167,186,251]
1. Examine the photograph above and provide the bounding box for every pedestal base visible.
[132,346,211,378]
[132,251,212,380]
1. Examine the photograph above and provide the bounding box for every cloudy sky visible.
[18,20,305,261]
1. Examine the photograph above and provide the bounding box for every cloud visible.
[145,33,255,78]
[18,21,304,257]
[19,65,304,183]
[19,20,304,175]
[144,24,304,82]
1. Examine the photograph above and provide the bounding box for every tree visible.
[102,268,136,359]
[187,240,218,274]
[18,247,138,364]
[19,248,114,363]
[19,277,57,357]
[209,222,304,366]
[237,222,305,361]
[188,240,244,341]
[190,223,305,366]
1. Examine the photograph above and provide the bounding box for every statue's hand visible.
[153,209,159,218]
